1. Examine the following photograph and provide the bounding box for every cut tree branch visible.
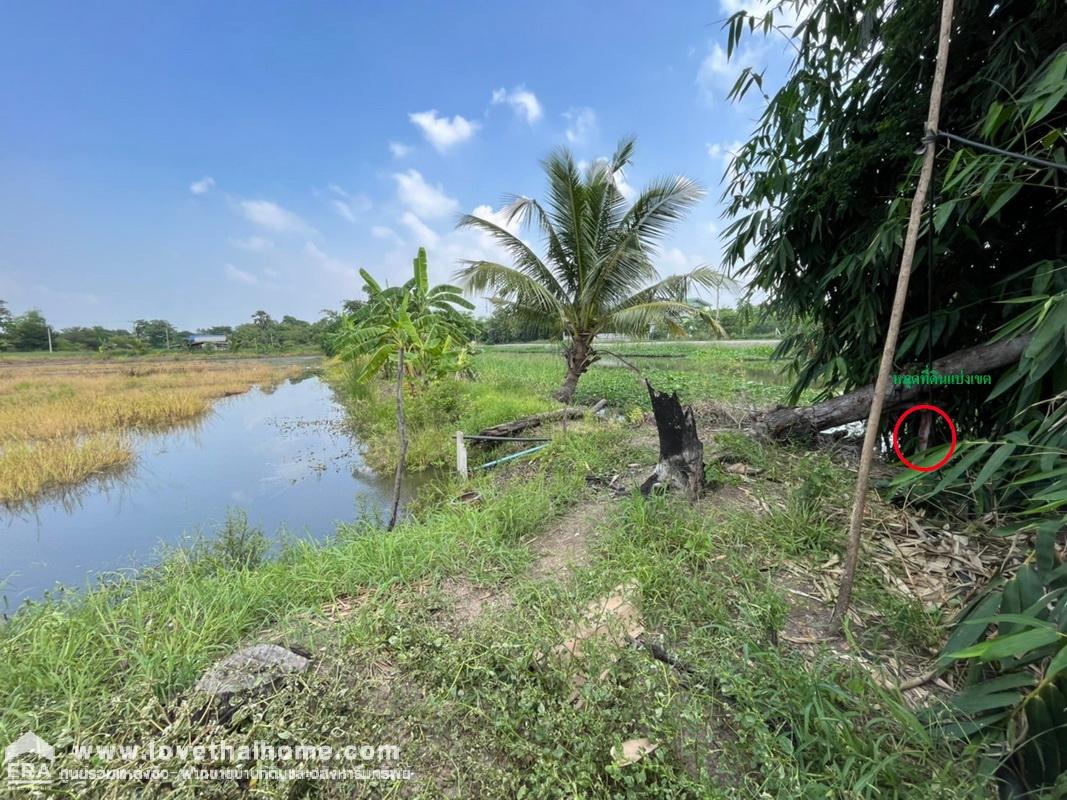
[475,400,608,441]
[755,335,1031,440]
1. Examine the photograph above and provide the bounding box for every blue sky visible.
[0,1,789,330]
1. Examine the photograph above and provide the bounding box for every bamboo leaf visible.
[950,628,1062,661]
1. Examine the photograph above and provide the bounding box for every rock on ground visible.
[194,643,310,697]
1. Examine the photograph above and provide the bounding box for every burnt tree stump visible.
[640,382,705,501]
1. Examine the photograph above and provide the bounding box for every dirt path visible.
[440,496,616,628]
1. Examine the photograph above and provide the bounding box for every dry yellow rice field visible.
[0,357,311,506]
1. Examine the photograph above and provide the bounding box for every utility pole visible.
[47,326,53,353]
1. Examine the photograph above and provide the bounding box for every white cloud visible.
[367,202,530,305]
[428,203,534,297]
[659,247,693,272]
[372,225,399,240]
[401,212,439,247]
[239,199,312,234]
[301,242,363,297]
[707,140,743,163]
[228,236,274,252]
[331,200,357,222]
[408,110,479,152]
[469,204,523,238]
[393,169,459,219]
[696,41,767,102]
[563,107,597,145]
[304,241,350,276]
[189,176,215,195]
[581,156,637,202]
[707,139,744,183]
[656,247,721,292]
[589,156,637,201]
[615,173,637,201]
[698,44,732,81]
[224,263,258,285]
[326,185,371,223]
[389,142,413,158]
[491,85,543,124]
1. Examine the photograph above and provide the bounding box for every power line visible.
[927,129,1067,174]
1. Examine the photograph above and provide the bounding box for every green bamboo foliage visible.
[721,1,1066,791]
[931,526,1067,792]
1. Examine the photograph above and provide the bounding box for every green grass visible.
[340,343,803,473]
[0,344,985,798]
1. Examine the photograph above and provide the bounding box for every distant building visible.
[186,334,229,350]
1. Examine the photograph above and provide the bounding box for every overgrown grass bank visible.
[0,344,983,797]
[0,421,981,798]
[339,343,800,473]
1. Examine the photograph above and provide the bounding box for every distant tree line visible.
[0,296,786,354]
[682,300,793,340]
[473,300,790,344]
[0,300,349,354]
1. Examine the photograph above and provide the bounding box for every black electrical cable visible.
[912,124,1066,382]
[928,129,1067,173]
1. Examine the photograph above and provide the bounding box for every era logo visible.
[4,732,54,788]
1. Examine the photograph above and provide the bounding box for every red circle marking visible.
[892,404,957,472]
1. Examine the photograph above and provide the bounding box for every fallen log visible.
[640,383,705,501]
[755,335,1032,439]
[475,399,609,440]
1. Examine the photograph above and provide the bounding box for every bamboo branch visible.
[832,0,957,630]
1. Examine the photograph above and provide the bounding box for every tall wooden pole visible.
[831,0,956,629]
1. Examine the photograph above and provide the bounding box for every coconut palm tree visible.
[339,248,473,529]
[455,136,728,402]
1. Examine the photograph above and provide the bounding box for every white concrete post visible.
[455,431,468,479]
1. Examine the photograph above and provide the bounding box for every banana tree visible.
[339,248,473,529]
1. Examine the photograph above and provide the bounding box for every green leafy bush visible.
[931,524,1067,794]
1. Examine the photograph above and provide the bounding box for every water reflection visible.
[1,377,413,609]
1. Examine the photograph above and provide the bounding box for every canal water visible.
[1,376,415,609]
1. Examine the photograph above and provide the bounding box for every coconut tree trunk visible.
[387,346,407,531]
[556,333,597,403]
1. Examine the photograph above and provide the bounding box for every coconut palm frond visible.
[602,300,695,337]
[454,213,565,300]
[500,195,571,277]
[622,176,705,246]
[542,148,590,293]
[455,261,563,315]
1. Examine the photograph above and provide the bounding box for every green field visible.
[340,343,805,473]
[0,343,980,798]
